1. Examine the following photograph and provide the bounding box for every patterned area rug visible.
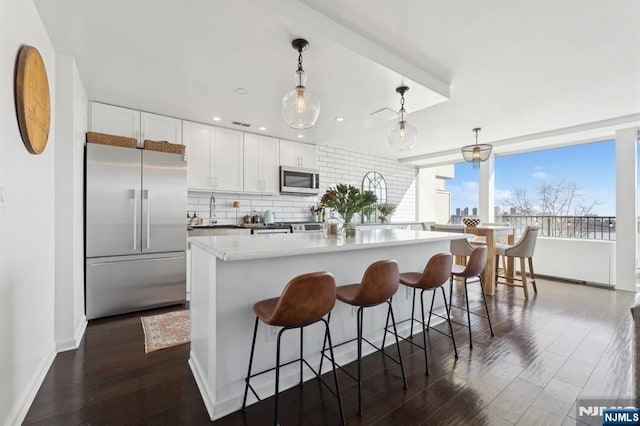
[141,310,190,353]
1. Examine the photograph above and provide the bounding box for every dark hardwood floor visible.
[24,278,636,425]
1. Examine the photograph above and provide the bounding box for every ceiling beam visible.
[259,0,450,101]
[400,113,640,165]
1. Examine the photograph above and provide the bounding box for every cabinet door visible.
[141,112,183,144]
[298,142,317,168]
[243,133,262,192]
[260,136,280,193]
[279,139,317,168]
[183,121,213,190]
[89,102,141,145]
[279,139,299,167]
[244,134,280,193]
[213,128,243,192]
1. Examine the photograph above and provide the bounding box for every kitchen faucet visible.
[209,194,217,224]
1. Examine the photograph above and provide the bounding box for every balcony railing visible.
[450,215,616,240]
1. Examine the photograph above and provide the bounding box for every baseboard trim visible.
[6,343,56,426]
[206,316,448,421]
[189,355,217,421]
[55,316,88,352]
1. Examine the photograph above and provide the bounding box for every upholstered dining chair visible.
[431,224,474,265]
[495,225,541,298]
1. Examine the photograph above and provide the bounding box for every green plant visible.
[377,202,397,217]
[319,184,377,222]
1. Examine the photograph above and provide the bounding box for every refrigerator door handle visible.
[131,189,138,250]
[144,189,151,249]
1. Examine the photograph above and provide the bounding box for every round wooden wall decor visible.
[15,45,51,155]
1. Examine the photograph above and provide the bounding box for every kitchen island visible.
[189,229,469,420]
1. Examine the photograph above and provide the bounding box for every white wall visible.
[0,0,58,424]
[417,165,454,223]
[532,238,615,286]
[188,145,418,224]
[54,55,87,352]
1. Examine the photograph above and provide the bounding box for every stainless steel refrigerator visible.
[85,143,187,319]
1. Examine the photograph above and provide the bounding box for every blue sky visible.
[448,140,617,216]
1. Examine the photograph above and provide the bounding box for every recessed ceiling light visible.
[335,117,344,122]
[258,126,267,131]
[235,88,248,95]
[213,116,221,121]
[297,134,304,138]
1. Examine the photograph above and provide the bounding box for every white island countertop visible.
[190,229,470,261]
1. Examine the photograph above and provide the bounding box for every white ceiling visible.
[34,0,640,166]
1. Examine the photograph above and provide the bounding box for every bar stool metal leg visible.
[420,290,430,375]
[299,328,304,387]
[463,278,473,349]
[357,306,364,416]
[322,318,345,425]
[441,287,459,358]
[387,301,408,389]
[318,312,331,375]
[242,316,260,411]
[274,328,286,426]
[479,276,495,336]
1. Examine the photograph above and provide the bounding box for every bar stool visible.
[495,225,540,298]
[449,246,494,349]
[241,271,344,426]
[320,260,407,416]
[384,252,458,375]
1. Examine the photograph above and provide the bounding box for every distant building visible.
[472,207,478,216]
[463,207,469,216]
[456,208,461,216]
[510,207,516,214]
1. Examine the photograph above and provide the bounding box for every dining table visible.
[464,225,516,295]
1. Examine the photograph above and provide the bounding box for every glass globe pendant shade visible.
[282,39,320,130]
[388,119,417,151]
[282,70,320,129]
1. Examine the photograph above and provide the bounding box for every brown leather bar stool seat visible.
[241,272,344,426]
[384,252,458,376]
[450,245,494,349]
[320,260,407,416]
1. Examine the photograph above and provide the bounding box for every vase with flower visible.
[377,202,397,224]
[319,184,377,237]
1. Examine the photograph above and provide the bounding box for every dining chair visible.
[495,225,540,298]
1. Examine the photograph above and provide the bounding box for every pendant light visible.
[461,127,492,168]
[388,86,417,151]
[282,38,320,129]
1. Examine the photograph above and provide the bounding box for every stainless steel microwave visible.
[280,166,320,194]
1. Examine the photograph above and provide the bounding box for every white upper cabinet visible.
[244,134,279,194]
[89,102,140,143]
[279,139,317,169]
[183,121,213,190]
[182,121,244,192]
[140,112,182,144]
[89,102,182,147]
[213,127,244,192]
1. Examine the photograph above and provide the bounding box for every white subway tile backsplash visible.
[188,145,416,223]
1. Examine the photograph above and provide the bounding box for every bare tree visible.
[502,180,601,237]
[504,180,598,216]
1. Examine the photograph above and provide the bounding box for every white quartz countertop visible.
[190,229,470,261]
